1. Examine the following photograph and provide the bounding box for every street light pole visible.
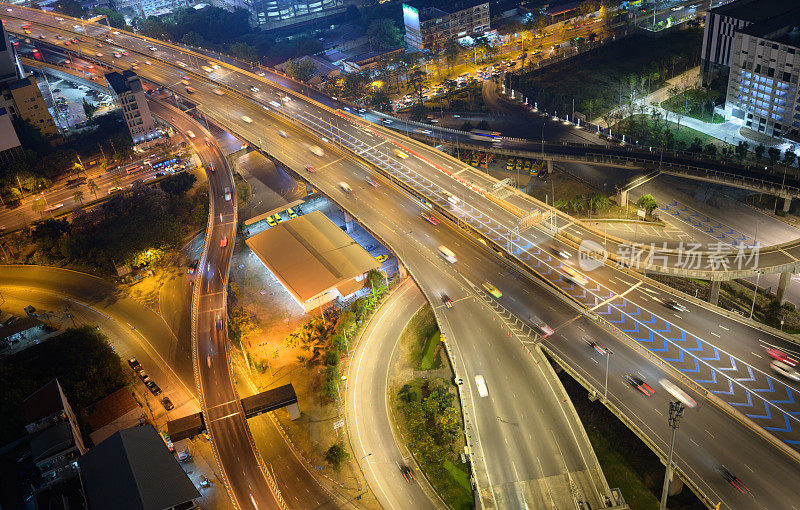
[659,401,685,510]
[603,348,613,400]
[749,270,762,319]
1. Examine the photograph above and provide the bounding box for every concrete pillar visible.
[285,402,301,420]
[777,270,792,304]
[344,212,354,233]
[617,188,629,208]
[305,181,313,196]
[783,197,792,213]
[668,475,684,496]
[546,159,553,174]
[398,262,408,279]
[708,280,721,306]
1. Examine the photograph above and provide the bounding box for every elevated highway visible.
[7,7,800,508]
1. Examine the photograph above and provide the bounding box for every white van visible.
[338,182,352,194]
[474,375,488,397]
[437,245,457,263]
[443,190,460,206]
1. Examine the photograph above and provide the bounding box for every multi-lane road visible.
[5,6,800,509]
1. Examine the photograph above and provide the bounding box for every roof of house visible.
[245,210,379,303]
[710,0,798,24]
[78,425,200,510]
[404,0,488,21]
[23,378,64,425]
[30,421,75,463]
[739,7,800,47]
[0,316,44,341]
[84,387,140,432]
[104,70,140,95]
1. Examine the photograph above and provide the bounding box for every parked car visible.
[127,357,140,370]
[161,397,174,410]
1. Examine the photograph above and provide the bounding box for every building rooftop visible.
[84,387,140,432]
[710,0,798,24]
[104,70,141,95]
[78,425,200,510]
[404,0,487,21]
[30,421,74,463]
[0,316,44,341]
[740,7,800,48]
[23,378,64,425]
[245,210,380,304]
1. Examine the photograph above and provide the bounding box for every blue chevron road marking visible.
[698,347,721,362]
[771,386,797,405]
[728,390,754,408]
[734,366,756,383]
[718,357,739,372]
[752,377,776,393]
[696,370,718,385]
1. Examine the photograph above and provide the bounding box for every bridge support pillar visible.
[398,262,408,279]
[617,188,629,208]
[305,181,313,196]
[546,160,553,174]
[778,270,792,304]
[668,474,684,496]
[708,280,721,306]
[783,197,792,213]
[344,212,354,233]
[285,402,301,420]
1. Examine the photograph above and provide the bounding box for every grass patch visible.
[508,29,703,119]
[404,305,439,367]
[615,114,724,149]
[443,459,472,492]
[660,88,725,124]
[419,331,442,370]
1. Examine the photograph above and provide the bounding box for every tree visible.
[755,143,766,161]
[768,146,781,166]
[285,59,318,84]
[636,194,658,216]
[367,19,402,51]
[73,190,84,205]
[444,42,460,72]
[160,172,197,196]
[569,195,585,214]
[82,99,98,122]
[783,149,796,168]
[588,192,611,214]
[182,31,205,48]
[735,140,749,161]
[408,68,427,104]
[87,179,99,198]
[324,442,349,470]
[704,143,717,157]
[92,7,128,29]
[230,42,257,63]
[53,0,84,18]
[31,198,46,216]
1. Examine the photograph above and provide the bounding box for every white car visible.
[249,86,259,92]
[213,89,225,96]
[770,361,800,381]
[338,182,352,193]
[278,130,289,138]
[658,379,697,408]
[241,115,253,123]
[224,187,232,201]
[309,145,324,157]
[474,375,488,397]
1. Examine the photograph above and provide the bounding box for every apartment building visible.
[725,7,800,141]
[403,0,490,52]
[105,70,159,147]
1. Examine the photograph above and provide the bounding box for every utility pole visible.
[659,401,685,510]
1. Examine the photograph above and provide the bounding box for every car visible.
[161,397,174,410]
[552,247,571,259]
[96,43,103,47]
[249,86,259,92]
[187,260,198,274]
[144,60,152,65]
[770,360,800,381]
[242,115,253,123]
[364,244,377,251]
[279,130,289,138]
[128,357,140,370]
[623,373,655,396]
[113,52,121,58]
[224,187,232,201]
[441,293,453,308]
[765,348,798,367]
[215,315,224,331]
[95,52,103,57]
[474,375,489,397]
[220,234,228,248]
[108,186,122,194]
[213,88,224,96]
[149,46,157,51]
[562,265,588,286]
[287,208,298,218]
[185,86,195,93]
[266,216,277,227]
[39,34,46,39]
[585,338,608,355]
[365,177,380,188]
[658,379,697,408]
[664,299,689,312]
[309,145,324,157]
[420,212,439,225]
[186,130,195,138]
[304,164,315,172]
[271,214,283,223]
[138,370,151,383]
[338,182,352,193]
[718,466,749,493]
[375,254,388,263]
[531,315,554,337]
[399,464,415,483]
[393,149,409,159]
[146,381,162,396]
[482,282,502,298]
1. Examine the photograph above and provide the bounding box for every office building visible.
[0,18,20,84]
[247,0,351,32]
[105,70,159,147]
[0,106,22,163]
[115,0,188,20]
[403,0,490,51]
[700,0,797,85]
[23,379,87,487]
[725,7,800,141]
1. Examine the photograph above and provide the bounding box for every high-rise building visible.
[0,19,20,84]
[700,0,797,86]
[23,379,87,487]
[246,0,351,31]
[6,76,61,138]
[105,70,159,147]
[725,6,800,141]
[402,0,490,52]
